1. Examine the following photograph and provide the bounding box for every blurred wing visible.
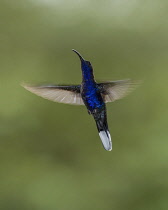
[22,83,84,105]
[98,79,140,103]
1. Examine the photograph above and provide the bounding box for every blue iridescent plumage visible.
[73,49,104,112]
[23,49,138,151]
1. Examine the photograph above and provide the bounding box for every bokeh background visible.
[1,0,168,209]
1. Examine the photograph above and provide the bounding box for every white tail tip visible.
[99,131,112,151]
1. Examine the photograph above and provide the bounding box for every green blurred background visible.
[1,0,168,209]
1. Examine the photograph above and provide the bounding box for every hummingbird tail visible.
[96,121,112,151]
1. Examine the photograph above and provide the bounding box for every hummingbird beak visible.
[72,49,85,61]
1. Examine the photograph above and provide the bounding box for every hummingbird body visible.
[23,49,138,151]
[80,54,104,111]
[81,78,104,111]
[78,51,111,150]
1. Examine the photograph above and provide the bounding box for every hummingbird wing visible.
[22,83,84,105]
[98,79,140,103]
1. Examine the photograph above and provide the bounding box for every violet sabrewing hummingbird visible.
[22,49,138,151]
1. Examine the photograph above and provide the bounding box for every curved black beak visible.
[72,49,85,61]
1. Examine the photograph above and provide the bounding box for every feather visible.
[98,79,140,103]
[22,83,84,105]
[99,130,112,151]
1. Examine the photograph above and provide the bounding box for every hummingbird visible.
[23,49,138,151]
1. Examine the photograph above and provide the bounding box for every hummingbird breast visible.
[81,83,104,112]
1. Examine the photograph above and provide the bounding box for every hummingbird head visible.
[72,49,93,72]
